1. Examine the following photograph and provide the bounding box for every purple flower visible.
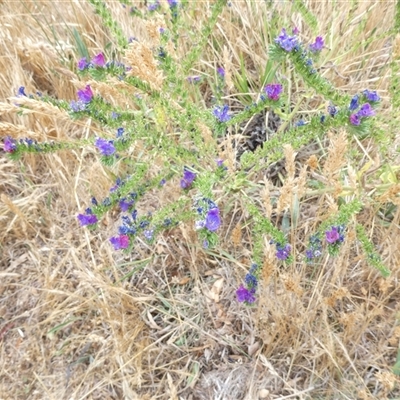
[159,178,166,186]
[216,159,224,167]
[217,67,225,78]
[275,28,298,52]
[276,243,291,260]
[213,104,231,122]
[95,137,116,156]
[236,285,256,303]
[309,36,324,53]
[167,0,178,8]
[110,234,130,250]
[349,114,360,126]
[328,103,338,117]
[245,273,258,288]
[180,167,196,189]
[349,95,359,111]
[77,85,93,103]
[92,52,106,67]
[295,119,306,127]
[148,1,160,11]
[205,208,221,232]
[119,198,134,212]
[77,57,89,71]
[265,83,283,101]
[292,26,300,35]
[111,111,120,119]
[3,136,17,153]
[143,229,154,240]
[116,127,124,137]
[70,100,86,112]
[77,213,98,226]
[363,90,380,102]
[325,226,340,244]
[356,103,375,118]
[187,75,201,84]
[17,86,27,97]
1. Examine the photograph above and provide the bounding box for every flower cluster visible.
[147,1,160,11]
[180,167,196,189]
[70,85,94,112]
[309,36,324,53]
[275,243,291,261]
[236,263,258,304]
[78,52,106,71]
[194,198,221,233]
[3,136,17,153]
[348,92,378,126]
[325,225,345,244]
[275,28,299,52]
[77,208,98,226]
[95,137,116,156]
[325,225,345,256]
[305,235,322,261]
[264,83,283,101]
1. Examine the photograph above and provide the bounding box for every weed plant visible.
[1,0,400,399]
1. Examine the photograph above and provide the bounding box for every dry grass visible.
[1,1,400,399]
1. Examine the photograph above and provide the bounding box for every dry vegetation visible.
[1,1,400,399]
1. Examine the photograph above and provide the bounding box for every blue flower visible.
[95,138,116,156]
[275,28,298,52]
[144,229,154,240]
[217,67,225,78]
[204,208,221,232]
[363,90,380,102]
[119,198,134,212]
[213,104,231,122]
[356,103,375,118]
[116,127,124,137]
[17,86,27,97]
[349,95,359,111]
[77,57,89,71]
[148,1,160,11]
[70,100,86,112]
[245,273,258,288]
[328,103,338,117]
